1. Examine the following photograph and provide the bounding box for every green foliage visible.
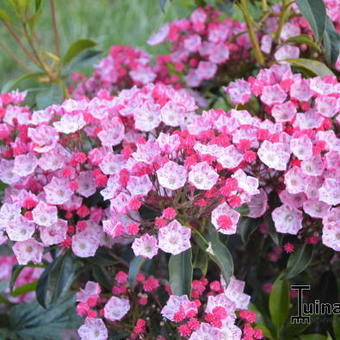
[128,256,146,288]
[284,243,314,279]
[285,58,335,77]
[269,274,290,335]
[296,0,326,41]
[35,84,63,109]
[36,251,82,308]
[169,248,193,296]
[63,39,96,65]
[1,294,81,339]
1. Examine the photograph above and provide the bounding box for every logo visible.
[290,285,340,324]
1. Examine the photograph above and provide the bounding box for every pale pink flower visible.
[44,177,73,205]
[54,113,86,134]
[78,318,108,340]
[132,234,158,259]
[156,161,187,190]
[188,161,218,190]
[6,217,35,242]
[32,201,58,227]
[258,141,291,171]
[40,219,68,246]
[158,220,191,255]
[104,296,130,321]
[12,239,44,265]
[76,281,101,303]
[72,230,100,258]
[28,125,59,153]
[272,205,303,234]
[13,154,38,177]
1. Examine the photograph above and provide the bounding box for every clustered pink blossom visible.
[75,272,262,340]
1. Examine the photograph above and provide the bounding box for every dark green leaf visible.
[65,49,102,74]
[237,217,258,244]
[333,315,340,340]
[206,229,234,286]
[284,243,314,279]
[323,18,340,66]
[12,281,37,297]
[92,265,114,290]
[296,0,326,41]
[36,252,81,308]
[298,335,327,340]
[269,275,290,333]
[264,212,279,246]
[169,249,193,296]
[10,265,26,292]
[9,294,81,339]
[283,320,311,337]
[128,256,145,288]
[284,34,321,51]
[285,58,334,77]
[193,247,209,276]
[1,72,43,93]
[63,39,96,65]
[36,84,63,109]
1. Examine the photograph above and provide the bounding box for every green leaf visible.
[168,249,193,296]
[269,275,290,334]
[12,281,37,297]
[284,243,314,279]
[35,0,42,11]
[193,247,209,276]
[1,72,44,93]
[264,212,279,246]
[160,0,167,11]
[92,265,114,290]
[36,84,63,109]
[9,294,81,339]
[283,321,311,337]
[323,18,340,66]
[128,256,145,288]
[284,34,321,51]
[333,315,340,340]
[10,264,26,292]
[206,229,234,286]
[298,335,327,340]
[296,0,326,41]
[237,217,258,244]
[36,252,81,308]
[63,39,96,65]
[285,58,335,77]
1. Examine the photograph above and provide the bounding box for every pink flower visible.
[12,239,44,265]
[188,162,218,190]
[40,219,68,246]
[44,177,73,205]
[211,203,240,235]
[158,220,191,255]
[156,161,187,190]
[132,234,158,259]
[104,296,130,321]
[32,201,58,227]
[258,141,291,171]
[161,295,198,321]
[13,154,38,177]
[78,318,108,340]
[272,205,303,234]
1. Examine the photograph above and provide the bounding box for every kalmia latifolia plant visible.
[0,0,339,340]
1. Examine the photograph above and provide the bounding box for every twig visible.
[49,0,61,57]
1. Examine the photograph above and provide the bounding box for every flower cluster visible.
[226,63,339,250]
[76,274,262,340]
[148,6,252,88]
[71,45,157,98]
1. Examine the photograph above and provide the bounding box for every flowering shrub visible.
[0,0,339,339]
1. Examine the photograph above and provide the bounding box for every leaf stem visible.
[238,0,265,66]
[49,0,61,57]
[0,40,33,72]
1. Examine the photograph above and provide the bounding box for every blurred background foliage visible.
[0,0,190,86]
